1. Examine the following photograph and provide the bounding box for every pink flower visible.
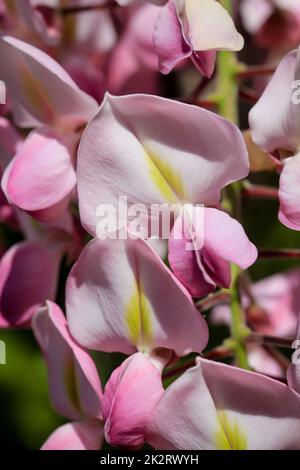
[0,208,76,328]
[1,0,61,46]
[77,93,256,296]
[154,0,244,77]
[168,206,257,297]
[102,353,164,448]
[146,358,300,449]
[250,47,300,230]
[66,235,208,356]
[33,301,104,450]
[0,34,98,221]
[107,4,161,95]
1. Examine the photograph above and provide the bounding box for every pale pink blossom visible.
[147,358,300,449]
[250,47,300,230]
[0,34,98,221]
[77,93,256,296]
[66,235,208,355]
[102,353,164,448]
[154,0,244,77]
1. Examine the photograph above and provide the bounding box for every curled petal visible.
[102,353,164,448]
[33,301,103,421]
[181,0,244,52]
[204,208,257,269]
[154,0,192,74]
[2,128,76,222]
[168,207,257,297]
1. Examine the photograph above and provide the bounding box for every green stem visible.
[217,1,238,124]
[216,0,250,369]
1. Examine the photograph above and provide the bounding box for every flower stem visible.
[162,346,233,380]
[259,249,300,259]
[242,183,278,199]
[196,290,231,312]
[237,65,275,80]
[216,0,250,369]
[246,332,293,349]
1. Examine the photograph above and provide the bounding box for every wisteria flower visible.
[147,358,300,449]
[0,34,98,221]
[250,46,300,230]
[66,234,208,355]
[154,0,244,76]
[77,93,257,296]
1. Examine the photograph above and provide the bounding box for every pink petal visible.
[192,50,216,78]
[240,0,273,34]
[153,0,192,74]
[0,241,61,328]
[66,236,208,356]
[168,207,257,297]
[102,353,164,448]
[77,93,249,236]
[249,48,300,152]
[33,301,103,420]
[0,34,98,128]
[147,358,300,449]
[278,154,300,230]
[168,208,218,297]
[204,208,258,270]
[2,128,76,222]
[41,420,103,450]
[248,345,284,378]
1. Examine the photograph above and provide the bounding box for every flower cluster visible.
[1,0,300,451]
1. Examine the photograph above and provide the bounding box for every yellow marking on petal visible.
[215,411,247,450]
[125,282,153,351]
[64,356,80,412]
[144,145,186,203]
[20,65,56,123]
